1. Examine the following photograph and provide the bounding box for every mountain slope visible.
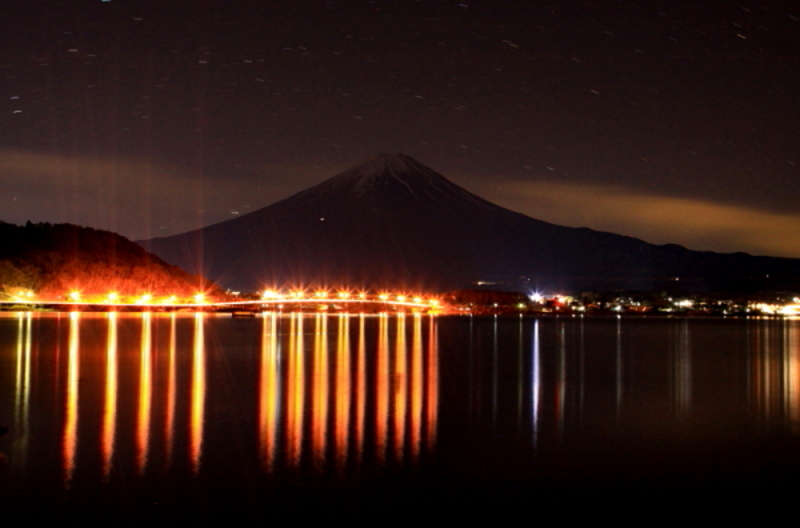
[141,153,800,292]
[0,221,210,297]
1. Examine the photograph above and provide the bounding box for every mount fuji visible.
[140,153,800,293]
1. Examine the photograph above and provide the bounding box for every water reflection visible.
[393,314,407,461]
[286,313,304,467]
[165,314,178,467]
[137,313,152,474]
[455,316,800,445]
[335,314,350,471]
[7,312,800,494]
[375,314,389,463]
[311,314,329,467]
[671,320,692,420]
[190,312,205,474]
[259,312,279,470]
[531,320,540,447]
[102,312,118,480]
[12,313,32,476]
[63,312,80,486]
[749,318,800,430]
[790,321,800,432]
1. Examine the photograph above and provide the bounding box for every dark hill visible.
[0,221,210,297]
[140,153,800,293]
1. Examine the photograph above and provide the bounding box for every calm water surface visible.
[1,312,798,522]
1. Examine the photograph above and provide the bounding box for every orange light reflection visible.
[375,314,389,463]
[426,315,439,451]
[335,314,351,471]
[393,314,408,461]
[190,313,206,474]
[410,314,423,461]
[136,312,152,474]
[312,314,329,468]
[63,312,80,487]
[101,312,118,480]
[286,314,305,467]
[355,314,367,467]
[259,312,280,470]
[165,313,177,467]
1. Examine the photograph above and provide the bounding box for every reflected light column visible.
[355,314,366,466]
[312,314,329,468]
[165,314,177,467]
[393,314,408,461]
[12,313,32,475]
[190,312,206,474]
[136,313,153,474]
[531,320,541,448]
[375,314,390,464]
[410,314,423,461]
[102,312,118,480]
[259,312,280,470]
[63,312,80,487]
[787,320,799,433]
[615,317,623,421]
[425,315,439,452]
[556,323,566,436]
[286,314,305,467]
[672,320,692,421]
[335,314,351,471]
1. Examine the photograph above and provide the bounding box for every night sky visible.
[2,0,798,257]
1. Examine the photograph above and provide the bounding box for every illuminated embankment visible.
[0,289,441,311]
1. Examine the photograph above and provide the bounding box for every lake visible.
[1,312,798,522]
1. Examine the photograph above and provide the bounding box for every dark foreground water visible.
[1,312,798,523]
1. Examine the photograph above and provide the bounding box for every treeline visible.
[0,221,214,297]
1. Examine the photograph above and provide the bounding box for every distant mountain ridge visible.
[140,153,800,293]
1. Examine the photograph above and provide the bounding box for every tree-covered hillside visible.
[0,221,212,298]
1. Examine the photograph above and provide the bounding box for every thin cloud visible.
[484,180,800,259]
[0,149,203,239]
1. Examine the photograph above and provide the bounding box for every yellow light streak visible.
[136,313,152,474]
[190,313,206,474]
[63,312,80,487]
[101,312,118,481]
[335,314,351,471]
[375,314,389,463]
[394,314,408,461]
[259,312,279,470]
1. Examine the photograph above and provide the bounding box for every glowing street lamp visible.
[136,294,152,305]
